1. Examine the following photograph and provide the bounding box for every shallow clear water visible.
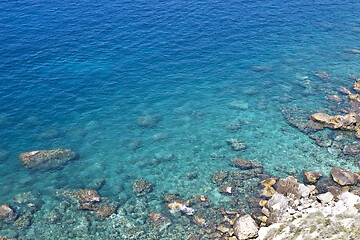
[1,0,360,238]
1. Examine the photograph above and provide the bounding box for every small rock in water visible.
[226,139,248,151]
[137,115,159,128]
[18,148,77,170]
[303,170,322,184]
[132,178,153,197]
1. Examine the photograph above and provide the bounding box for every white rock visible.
[234,214,259,240]
[317,192,333,204]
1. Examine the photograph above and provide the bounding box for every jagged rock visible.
[148,212,171,229]
[264,193,290,225]
[132,178,153,197]
[330,167,359,186]
[276,176,310,199]
[303,170,322,184]
[18,148,77,170]
[233,214,259,239]
[0,204,14,220]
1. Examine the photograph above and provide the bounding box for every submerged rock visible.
[226,139,248,151]
[344,49,360,54]
[148,212,171,229]
[330,167,359,186]
[18,148,77,170]
[233,214,259,240]
[76,189,100,205]
[211,170,229,185]
[230,158,252,170]
[137,115,158,128]
[343,145,360,155]
[314,71,331,81]
[132,178,153,197]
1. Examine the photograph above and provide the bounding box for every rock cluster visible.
[18,148,77,170]
[256,168,360,239]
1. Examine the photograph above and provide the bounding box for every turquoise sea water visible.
[1,0,360,238]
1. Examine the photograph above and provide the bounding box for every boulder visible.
[317,192,333,204]
[18,148,77,170]
[76,190,100,205]
[303,170,322,184]
[264,193,290,225]
[0,204,14,220]
[330,167,359,186]
[132,178,153,197]
[276,177,310,199]
[233,214,259,239]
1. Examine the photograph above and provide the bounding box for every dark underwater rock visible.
[18,148,77,170]
[303,170,323,184]
[132,178,153,197]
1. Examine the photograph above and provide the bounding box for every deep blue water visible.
[1,0,360,238]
